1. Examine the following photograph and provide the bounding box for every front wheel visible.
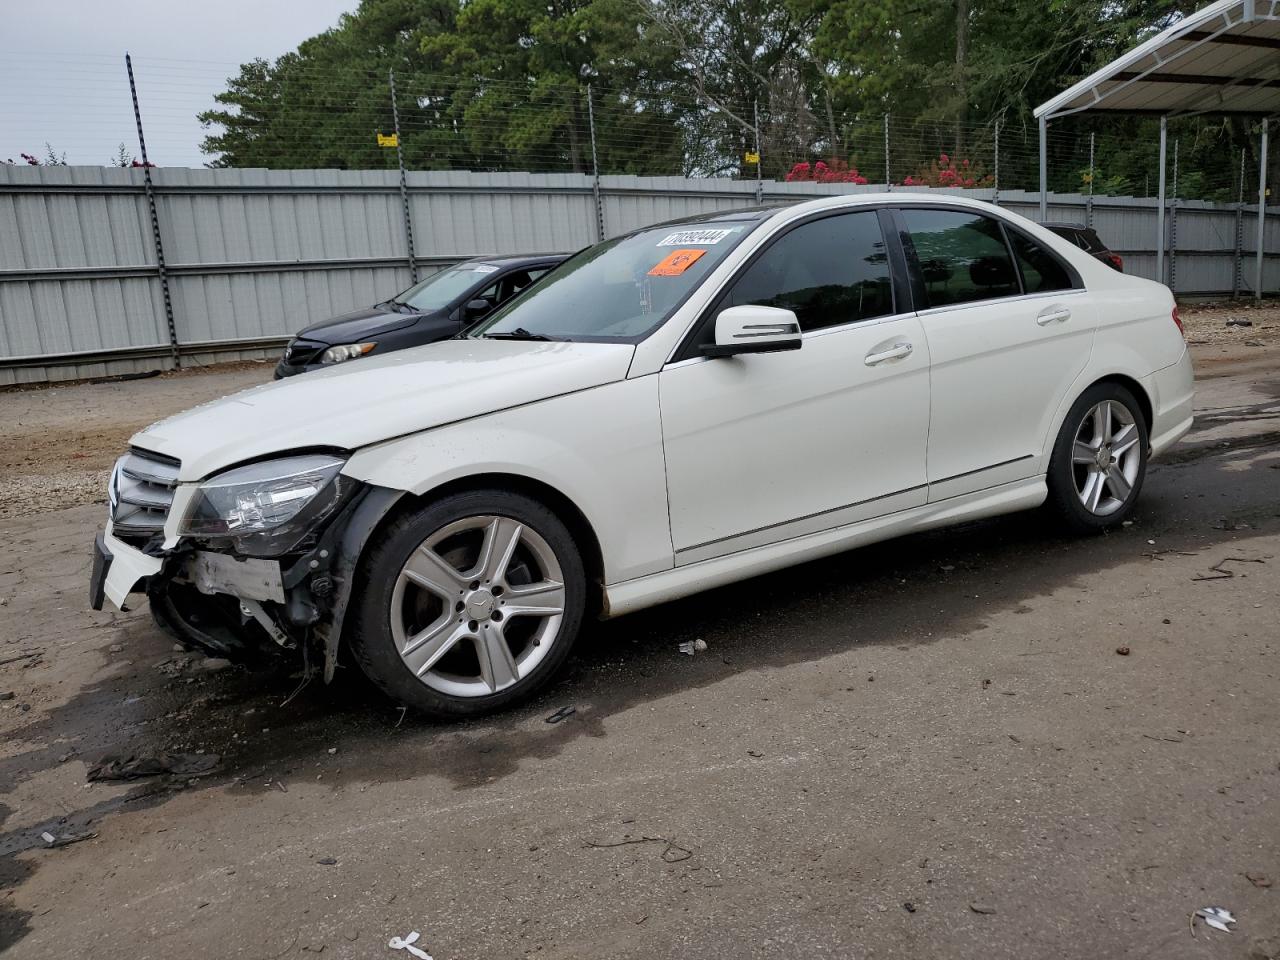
[1046,383,1149,533]
[349,489,586,719]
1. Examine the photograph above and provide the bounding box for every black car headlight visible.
[178,454,354,557]
[320,342,377,364]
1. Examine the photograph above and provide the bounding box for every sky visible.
[1,0,356,167]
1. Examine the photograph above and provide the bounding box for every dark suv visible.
[1043,223,1123,272]
[275,254,565,377]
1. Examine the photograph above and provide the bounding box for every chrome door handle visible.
[1036,307,1071,326]
[864,342,913,366]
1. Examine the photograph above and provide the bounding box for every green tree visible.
[199,0,458,169]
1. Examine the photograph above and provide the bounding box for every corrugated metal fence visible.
[2,165,1276,385]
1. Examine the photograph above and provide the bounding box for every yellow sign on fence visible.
[377,133,399,148]
[744,151,760,165]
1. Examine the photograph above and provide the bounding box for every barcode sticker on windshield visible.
[657,229,732,246]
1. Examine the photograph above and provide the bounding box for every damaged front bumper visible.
[90,484,403,679]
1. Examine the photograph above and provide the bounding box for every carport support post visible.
[1156,116,1167,287]
[388,69,418,284]
[126,53,180,370]
[1256,118,1268,302]
[1037,115,1047,220]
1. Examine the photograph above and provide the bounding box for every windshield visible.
[397,263,498,311]
[468,222,758,342]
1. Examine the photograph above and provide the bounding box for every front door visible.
[659,210,931,566]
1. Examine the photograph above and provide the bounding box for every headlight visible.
[320,342,376,364]
[179,454,353,556]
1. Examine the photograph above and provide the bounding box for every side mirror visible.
[464,298,491,319]
[701,305,802,358]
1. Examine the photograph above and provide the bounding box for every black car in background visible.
[1043,223,1124,272]
[275,254,565,377]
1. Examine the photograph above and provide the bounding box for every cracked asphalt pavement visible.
[1,340,1278,959]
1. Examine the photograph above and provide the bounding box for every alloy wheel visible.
[389,515,567,697]
[1071,399,1142,516]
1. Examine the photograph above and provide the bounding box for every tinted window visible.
[1009,231,1073,293]
[400,264,500,311]
[902,209,1018,308]
[722,212,893,332]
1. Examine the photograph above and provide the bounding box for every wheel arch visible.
[1088,373,1153,433]
[376,471,606,615]
[1043,369,1155,466]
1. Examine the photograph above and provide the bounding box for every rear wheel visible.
[1046,382,1149,532]
[349,489,586,719]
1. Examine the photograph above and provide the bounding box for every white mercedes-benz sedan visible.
[91,194,1194,718]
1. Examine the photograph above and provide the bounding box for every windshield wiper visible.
[376,299,417,313]
[483,327,555,341]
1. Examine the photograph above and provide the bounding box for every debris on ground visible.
[1225,318,1253,327]
[545,705,576,724]
[903,902,917,913]
[0,650,42,668]
[0,691,13,701]
[678,638,708,656]
[1193,557,1267,582]
[388,931,433,958]
[1245,873,1272,888]
[87,752,221,782]
[1194,906,1236,933]
[316,857,338,865]
[584,834,694,863]
[191,657,233,674]
[154,655,191,678]
[969,903,997,915]
[40,829,98,848]
[1116,646,1131,656]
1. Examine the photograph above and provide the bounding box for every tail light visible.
[1171,305,1185,338]
[1106,253,1124,272]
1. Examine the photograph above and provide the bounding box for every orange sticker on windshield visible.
[648,248,706,276]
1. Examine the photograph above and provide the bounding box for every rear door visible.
[895,207,1097,501]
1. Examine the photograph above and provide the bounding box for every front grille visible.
[111,447,181,543]
[283,338,326,366]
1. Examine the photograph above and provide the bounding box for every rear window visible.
[1009,231,1074,293]
[900,209,1019,308]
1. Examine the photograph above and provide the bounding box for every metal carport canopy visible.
[1032,0,1280,298]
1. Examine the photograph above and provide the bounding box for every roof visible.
[1034,0,1280,119]
[460,254,567,267]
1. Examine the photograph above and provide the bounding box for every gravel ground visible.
[0,362,272,520]
[1179,300,1278,350]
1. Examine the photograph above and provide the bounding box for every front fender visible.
[341,377,672,585]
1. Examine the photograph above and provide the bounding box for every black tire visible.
[348,489,587,719]
[1045,381,1149,533]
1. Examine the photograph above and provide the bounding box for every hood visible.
[134,339,636,481]
[295,305,429,344]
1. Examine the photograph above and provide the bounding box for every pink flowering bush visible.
[785,159,869,184]
[902,153,993,189]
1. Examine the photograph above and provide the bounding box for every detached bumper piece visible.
[89,533,112,610]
